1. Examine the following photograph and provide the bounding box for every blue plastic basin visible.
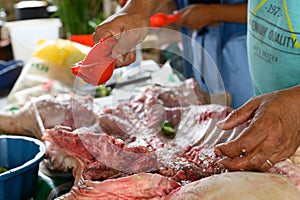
[0,60,24,90]
[0,135,46,200]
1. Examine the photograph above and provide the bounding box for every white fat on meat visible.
[167,172,300,200]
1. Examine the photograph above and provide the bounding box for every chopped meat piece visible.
[56,173,180,200]
[43,126,157,185]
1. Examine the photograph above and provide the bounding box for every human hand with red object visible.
[93,1,156,68]
[94,0,175,68]
[215,85,300,172]
[71,36,117,86]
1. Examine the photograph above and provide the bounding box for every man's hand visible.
[93,0,165,67]
[215,86,300,172]
[93,13,149,67]
[93,6,150,67]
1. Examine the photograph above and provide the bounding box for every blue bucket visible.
[0,135,46,200]
[0,60,23,90]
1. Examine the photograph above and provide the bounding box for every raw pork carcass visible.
[43,103,238,184]
[43,102,246,199]
[44,125,300,199]
[36,78,300,199]
[0,78,207,139]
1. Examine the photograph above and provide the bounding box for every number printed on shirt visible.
[265,4,283,17]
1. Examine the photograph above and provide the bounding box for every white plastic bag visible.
[7,39,90,104]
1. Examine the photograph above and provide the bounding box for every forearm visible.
[121,0,173,17]
[211,3,247,24]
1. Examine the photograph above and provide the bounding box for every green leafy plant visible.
[47,0,106,36]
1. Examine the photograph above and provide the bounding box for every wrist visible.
[123,0,160,17]
[280,85,300,118]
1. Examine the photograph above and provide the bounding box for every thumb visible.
[112,28,148,59]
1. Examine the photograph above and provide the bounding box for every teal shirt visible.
[248,0,300,95]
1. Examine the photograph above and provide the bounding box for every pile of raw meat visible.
[1,79,300,199]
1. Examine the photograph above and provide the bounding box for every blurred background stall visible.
[0,0,113,99]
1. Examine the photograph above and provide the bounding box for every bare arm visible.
[211,3,247,24]
[176,3,247,30]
